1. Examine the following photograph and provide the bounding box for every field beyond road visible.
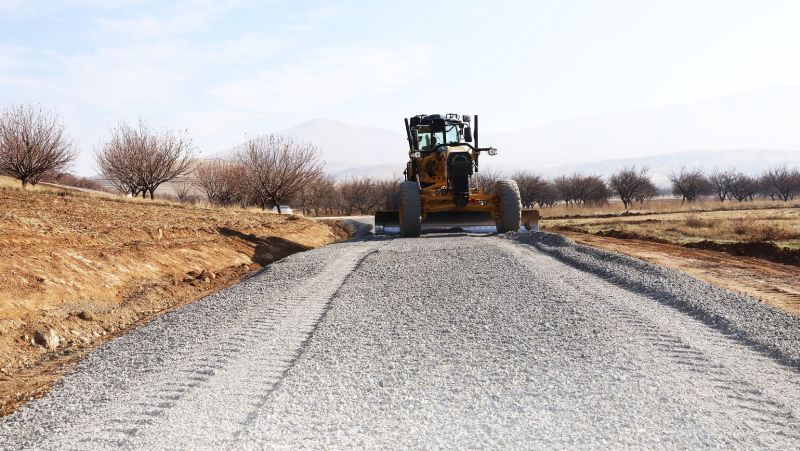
[0,179,346,415]
[540,199,800,313]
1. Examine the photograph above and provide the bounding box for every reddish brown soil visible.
[0,187,347,415]
[555,230,800,315]
[552,225,800,267]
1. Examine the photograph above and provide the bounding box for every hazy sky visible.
[1,0,800,175]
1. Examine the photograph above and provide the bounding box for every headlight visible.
[487,147,498,156]
[411,151,421,158]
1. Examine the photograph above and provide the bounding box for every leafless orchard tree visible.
[474,167,502,194]
[763,165,800,201]
[632,178,658,204]
[193,159,246,206]
[309,175,339,215]
[294,173,346,215]
[554,173,610,206]
[727,172,759,202]
[553,175,576,205]
[0,103,76,187]
[669,167,711,203]
[535,180,560,207]
[608,166,654,209]
[172,181,195,203]
[95,139,142,196]
[337,176,387,215]
[236,135,323,213]
[708,169,733,202]
[96,121,195,199]
[512,171,560,208]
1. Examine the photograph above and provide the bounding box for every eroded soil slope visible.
[0,187,346,414]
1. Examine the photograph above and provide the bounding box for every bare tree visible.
[708,169,734,202]
[536,180,560,207]
[236,135,323,213]
[763,165,800,201]
[173,181,194,203]
[669,167,711,203]
[632,178,658,204]
[555,173,610,206]
[474,167,502,194]
[608,166,653,209]
[96,120,195,198]
[193,160,246,206]
[553,175,577,205]
[580,175,611,205]
[727,172,759,202]
[142,128,194,199]
[96,138,143,196]
[310,174,339,215]
[512,171,551,208]
[0,103,76,187]
[337,176,386,215]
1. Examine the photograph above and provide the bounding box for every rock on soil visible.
[32,330,59,350]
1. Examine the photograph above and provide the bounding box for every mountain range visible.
[208,87,800,187]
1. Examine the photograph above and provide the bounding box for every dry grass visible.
[542,199,800,249]
[0,175,55,192]
[539,197,800,219]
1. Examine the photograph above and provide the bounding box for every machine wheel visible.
[385,192,400,210]
[494,180,522,233]
[399,181,421,237]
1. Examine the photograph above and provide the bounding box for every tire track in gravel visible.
[0,240,379,450]
[495,237,800,445]
[4,231,800,449]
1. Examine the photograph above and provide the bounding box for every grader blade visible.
[374,210,400,229]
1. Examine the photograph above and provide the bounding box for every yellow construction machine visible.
[375,113,539,236]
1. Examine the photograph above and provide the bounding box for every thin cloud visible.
[210,43,433,113]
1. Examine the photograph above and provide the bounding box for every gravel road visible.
[2,230,800,449]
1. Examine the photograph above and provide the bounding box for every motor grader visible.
[375,113,539,237]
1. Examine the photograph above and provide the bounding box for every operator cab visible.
[408,114,472,152]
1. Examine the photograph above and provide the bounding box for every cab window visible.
[445,125,460,144]
[417,132,432,151]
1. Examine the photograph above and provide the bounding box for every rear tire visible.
[399,181,421,237]
[385,192,400,210]
[494,180,521,233]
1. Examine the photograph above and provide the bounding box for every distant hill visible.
[278,118,407,174]
[203,87,800,182]
[205,118,408,179]
[483,86,800,170]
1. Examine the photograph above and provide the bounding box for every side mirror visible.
[464,126,472,142]
[411,130,419,149]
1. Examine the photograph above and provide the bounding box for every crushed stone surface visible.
[2,231,799,449]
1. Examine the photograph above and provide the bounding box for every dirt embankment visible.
[555,230,800,316]
[551,225,800,266]
[0,187,348,415]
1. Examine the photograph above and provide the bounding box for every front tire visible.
[399,181,421,237]
[494,180,522,233]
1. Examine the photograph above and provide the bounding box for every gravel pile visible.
[508,231,800,367]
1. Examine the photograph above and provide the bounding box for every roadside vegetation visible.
[2,101,800,258]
